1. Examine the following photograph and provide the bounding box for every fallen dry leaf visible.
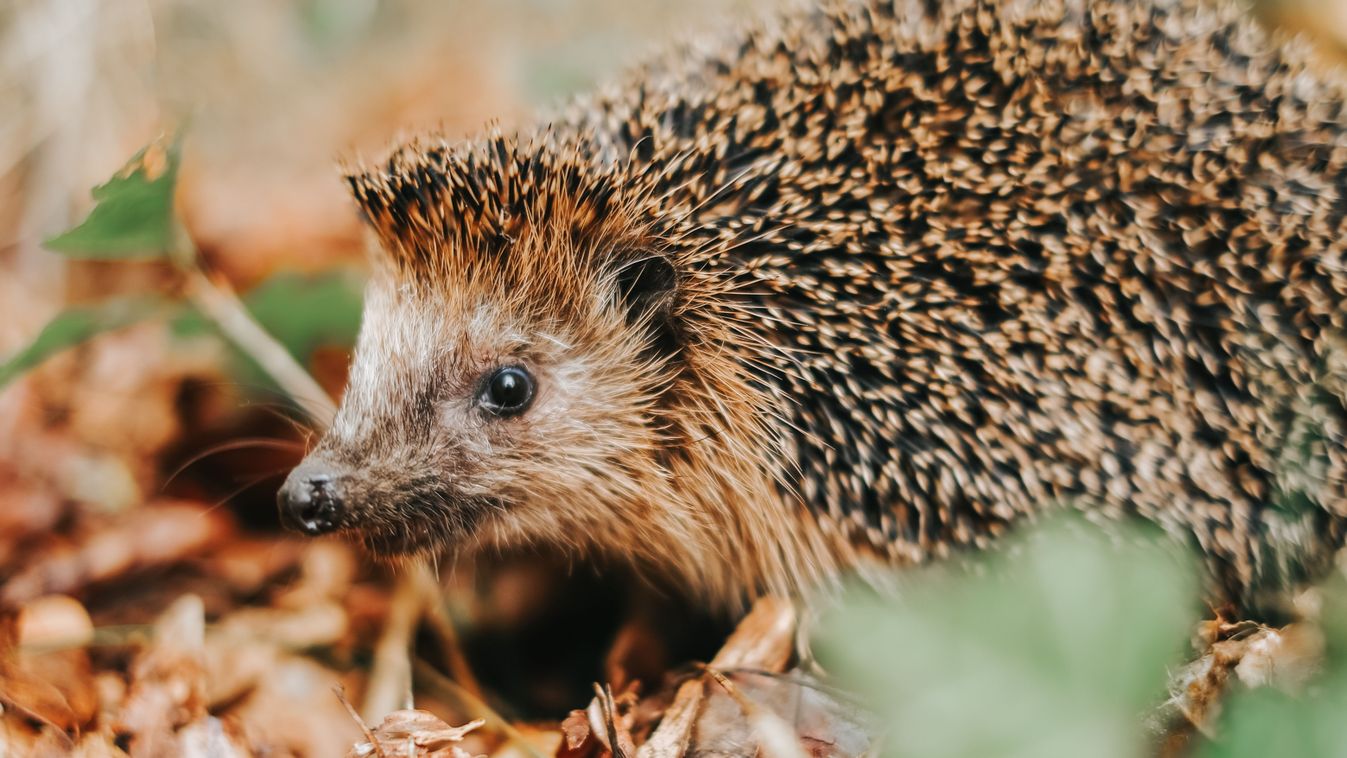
[174,715,254,758]
[203,537,306,597]
[113,594,208,755]
[0,657,81,737]
[1232,623,1324,690]
[0,613,82,739]
[221,653,364,756]
[1,502,234,607]
[638,597,797,758]
[0,470,65,567]
[695,671,872,758]
[276,541,359,607]
[1154,619,1328,752]
[557,709,596,758]
[347,709,484,758]
[14,647,100,733]
[18,595,95,649]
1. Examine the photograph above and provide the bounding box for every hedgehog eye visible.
[479,366,534,417]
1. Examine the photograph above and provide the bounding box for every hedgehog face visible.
[277,242,683,560]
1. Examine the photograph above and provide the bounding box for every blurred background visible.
[4,0,1347,755]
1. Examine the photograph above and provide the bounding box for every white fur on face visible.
[316,269,667,549]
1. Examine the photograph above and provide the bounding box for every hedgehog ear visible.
[613,255,676,321]
[612,254,679,351]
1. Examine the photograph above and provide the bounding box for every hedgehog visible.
[277,0,1347,615]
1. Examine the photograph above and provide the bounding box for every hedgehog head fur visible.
[300,132,838,604]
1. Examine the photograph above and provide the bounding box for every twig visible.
[412,659,547,758]
[335,685,388,758]
[414,563,486,699]
[592,683,631,758]
[184,268,336,429]
[635,677,703,758]
[362,569,422,723]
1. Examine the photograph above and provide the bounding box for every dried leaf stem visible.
[183,268,336,428]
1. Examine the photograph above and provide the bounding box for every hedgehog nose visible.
[277,464,345,536]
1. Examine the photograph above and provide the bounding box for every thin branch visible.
[184,268,336,429]
[412,659,547,758]
[362,568,421,723]
[336,685,388,758]
[414,563,486,699]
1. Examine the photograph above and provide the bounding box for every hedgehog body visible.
[280,0,1347,612]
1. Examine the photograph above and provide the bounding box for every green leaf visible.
[44,135,182,259]
[1197,683,1347,758]
[817,515,1199,758]
[299,0,378,50]
[0,297,173,388]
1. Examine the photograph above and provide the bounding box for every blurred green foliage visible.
[44,138,182,260]
[818,517,1199,758]
[819,516,1347,758]
[299,0,379,52]
[0,139,185,389]
[1200,679,1347,758]
[0,296,173,388]
[172,269,364,394]
[2,136,362,399]
[241,270,364,361]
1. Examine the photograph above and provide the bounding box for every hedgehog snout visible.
[277,459,349,536]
